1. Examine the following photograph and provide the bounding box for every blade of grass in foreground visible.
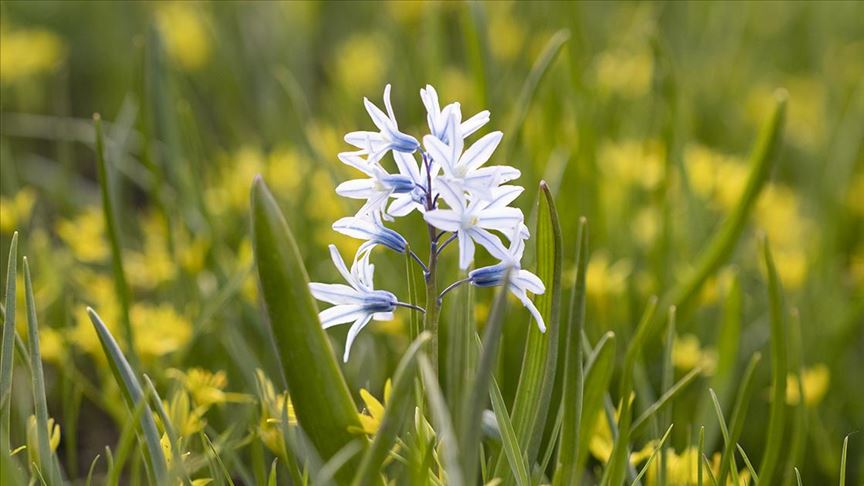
[24,258,62,485]
[757,236,788,485]
[94,114,139,371]
[354,332,431,486]
[496,181,563,482]
[251,177,364,483]
[575,331,616,473]
[839,434,849,486]
[630,424,674,486]
[0,232,18,457]
[489,374,530,486]
[553,217,588,486]
[717,353,761,486]
[87,308,167,484]
[419,354,463,486]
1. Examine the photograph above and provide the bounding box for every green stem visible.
[424,225,441,372]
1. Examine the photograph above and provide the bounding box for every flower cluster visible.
[310,84,545,361]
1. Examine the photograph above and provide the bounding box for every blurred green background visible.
[1,1,862,483]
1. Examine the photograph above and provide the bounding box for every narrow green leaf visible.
[553,217,588,486]
[142,374,191,486]
[251,176,364,483]
[736,444,758,483]
[630,424,674,486]
[200,431,236,486]
[268,458,278,486]
[786,309,807,483]
[758,236,788,485]
[85,454,101,486]
[702,453,720,486]
[354,332,431,486]
[418,354,463,486]
[575,331,616,473]
[717,352,761,486]
[708,388,739,486]
[461,280,510,483]
[107,388,151,486]
[631,367,702,433]
[23,258,61,485]
[795,467,803,486]
[87,308,167,484]
[698,426,705,486]
[94,114,139,371]
[0,231,18,456]
[497,181,563,481]
[839,434,849,486]
[489,376,530,486]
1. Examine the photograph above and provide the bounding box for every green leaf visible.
[757,236,788,485]
[250,177,364,483]
[143,374,191,486]
[496,181,563,482]
[631,367,702,433]
[630,424,674,486]
[418,354,463,486]
[461,279,510,483]
[268,458,278,486]
[698,426,705,486]
[795,467,803,486]
[23,258,61,485]
[575,331,616,473]
[85,454,101,486]
[707,388,739,486]
[0,231,18,456]
[717,353,760,486]
[489,375,530,486]
[87,308,167,484]
[354,332,431,486]
[553,217,588,486]
[94,114,139,371]
[839,434,849,486]
[736,444,758,484]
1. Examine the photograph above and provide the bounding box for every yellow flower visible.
[334,34,388,97]
[206,147,264,217]
[161,434,212,485]
[125,236,176,290]
[599,139,665,191]
[632,207,660,248]
[168,368,251,407]
[754,184,810,289]
[56,207,110,263]
[162,390,207,437]
[588,410,655,465]
[786,364,830,407]
[0,187,36,233]
[594,47,654,98]
[684,144,748,212]
[255,370,296,456]
[488,6,525,63]
[351,380,392,436]
[0,27,65,83]
[25,415,61,467]
[584,251,632,304]
[266,147,307,197]
[155,3,211,71]
[645,449,751,485]
[131,303,192,360]
[672,334,717,375]
[38,328,65,365]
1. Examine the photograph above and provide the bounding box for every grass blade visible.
[23,258,61,485]
[497,181,563,481]
[717,352,761,486]
[698,426,704,486]
[142,374,190,486]
[553,217,588,486]
[708,388,739,486]
[736,444,758,483]
[757,236,788,485]
[630,424,674,486]
[418,354,463,486]
[489,375,530,486]
[94,115,139,371]
[0,231,18,456]
[461,278,510,483]
[354,332,431,486]
[87,308,167,484]
[839,434,849,486]
[575,331,616,473]
[251,176,365,482]
[631,367,702,433]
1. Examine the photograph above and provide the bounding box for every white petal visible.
[364,97,394,134]
[343,314,373,362]
[338,152,376,176]
[513,270,545,294]
[434,177,466,211]
[336,179,375,199]
[469,228,510,261]
[460,110,490,138]
[388,194,419,217]
[356,190,391,216]
[476,207,524,232]
[445,109,464,161]
[382,84,397,124]
[309,283,365,305]
[393,151,422,183]
[332,217,376,240]
[319,304,367,328]
[328,244,357,288]
[423,134,456,178]
[423,209,462,232]
[511,287,546,333]
[460,131,502,171]
[372,311,394,321]
[458,232,475,270]
[485,185,524,209]
[344,131,385,150]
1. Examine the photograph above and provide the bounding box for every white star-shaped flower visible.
[344,84,419,163]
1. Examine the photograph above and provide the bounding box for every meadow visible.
[1,1,862,485]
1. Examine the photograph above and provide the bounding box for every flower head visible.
[310,245,398,361]
[420,84,490,143]
[332,214,407,254]
[344,84,419,162]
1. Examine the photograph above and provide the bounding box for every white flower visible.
[309,245,397,362]
[420,84,490,143]
[387,151,438,217]
[332,215,407,254]
[344,84,419,163]
[468,231,546,332]
[336,152,415,218]
[423,179,524,270]
[423,111,519,200]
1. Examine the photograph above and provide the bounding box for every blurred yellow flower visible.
[786,364,830,407]
[386,0,426,26]
[25,414,61,459]
[684,144,748,212]
[168,368,251,407]
[755,184,810,289]
[155,3,211,71]
[599,139,665,191]
[585,251,632,303]
[633,207,660,248]
[125,236,176,290]
[595,48,654,98]
[267,146,307,196]
[131,303,191,360]
[255,369,296,456]
[488,7,525,63]
[56,207,110,263]
[206,147,264,216]
[0,187,36,233]
[334,34,388,98]
[163,390,207,436]
[672,334,717,375]
[352,380,392,436]
[0,27,65,83]
[588,410,655,465]
[38,328,65,365]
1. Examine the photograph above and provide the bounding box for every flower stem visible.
[422,150,442,370]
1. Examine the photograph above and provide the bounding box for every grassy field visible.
[1,1,862,484]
